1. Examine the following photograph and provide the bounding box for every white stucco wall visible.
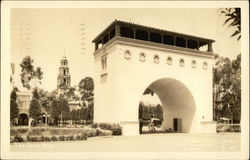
[94,37,214,135]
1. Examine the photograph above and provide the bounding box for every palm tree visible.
[220,8,241,40]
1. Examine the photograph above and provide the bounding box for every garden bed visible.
[10,126,112,143]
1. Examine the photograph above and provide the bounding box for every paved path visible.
[10,133,240,152]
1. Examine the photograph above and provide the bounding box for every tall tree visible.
[154,104,163,120]
[51,99,60,125]
[86,102,94,121]
[20,56,43,90]
[65,87,76,101]
[10,89,19,124]
[78,77,94,100]
[213,54,241,123]
[29,99,41,125]
[71,110,76,122]
[58,97,71,122]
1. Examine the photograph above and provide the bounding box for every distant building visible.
[16,91,31,125]
[57,56,71,89]
[10,63,31,126]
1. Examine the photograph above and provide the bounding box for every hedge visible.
[91,123,122,135]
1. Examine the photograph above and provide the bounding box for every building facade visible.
[92,20,216,135]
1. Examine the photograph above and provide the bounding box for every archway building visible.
[92,20,216,135]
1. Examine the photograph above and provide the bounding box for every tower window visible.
[64,69,66,75]
[101,56,107,71]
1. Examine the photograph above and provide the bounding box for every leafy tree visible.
[139,102,151,120]
[29,98,41,125]
[213,54,241,123]
[223,106,233,120]
[79,108,85,121]
[51,99,60,125]
[83,107,88,120]
[154,104,163,120]
[79,77,94,91]
[20,56,43,89]
[86,102,94,121]
[79,77,94,100]
[10,89,19,123]
[220,8,241,40]
[71,110,76,122]
[32,87,39,99]
[58,97,71,121]
[65,87,76,101]
[75,109,80,122]
[143,88,154,96]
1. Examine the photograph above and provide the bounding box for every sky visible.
[11,8,241,94]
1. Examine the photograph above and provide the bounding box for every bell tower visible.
[57,56,71,89]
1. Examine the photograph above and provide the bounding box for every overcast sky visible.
[11,8,241,92]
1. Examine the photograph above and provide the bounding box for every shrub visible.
[88,131,96,137]
[28,136,40,142]
[59,136,65,141]
[40,136,45,142]
[28,128,46,136]
[44,136,51,142]
[68,135,74,141]
[96,129,102,136]
[90,123,122,136]
[13,135,24,142]
[112,125,122,136]
[91,123,98,129]
[10,127,28,136]
[76,135,81,140]
[51,136,58,141]
[18,128,29,134]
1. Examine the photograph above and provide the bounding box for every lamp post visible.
[43,112,49,127]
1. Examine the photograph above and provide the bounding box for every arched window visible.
[191,60,196,68]
[179,58,185,67]
[203,62,208,70]
[124,50,131,60]
[139,53,146,62]
[167,56,173,65]
[154,55,160,64]
[101,55,107,71]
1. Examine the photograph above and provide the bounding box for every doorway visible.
[173,118,182,132]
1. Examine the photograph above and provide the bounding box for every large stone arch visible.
[93,35,216,136]
[139,78,197,133]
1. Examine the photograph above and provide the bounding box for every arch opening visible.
[138,78,196,134]
[18,113,29,126]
